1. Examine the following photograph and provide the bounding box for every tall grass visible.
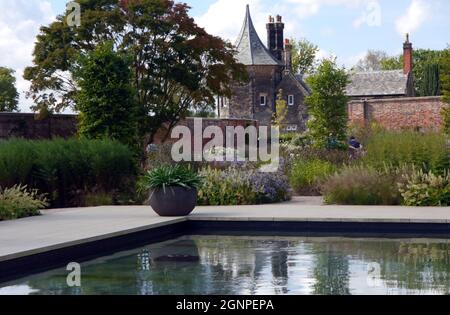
[321,165,411,205]
[361,131,449,175]
[0,138,137,207]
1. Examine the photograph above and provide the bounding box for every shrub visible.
[362,131,449,175]
[137,164,202,194]
[0,138,137,208]
[399,170,450,207]
[198,166,291,205]
[289,159,336,195]
[0,185,48,221]
[321,166,410,205]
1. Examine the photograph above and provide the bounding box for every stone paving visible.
[0,197,449,262]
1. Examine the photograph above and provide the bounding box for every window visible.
[260,94,267,106]
[288,95,294,106]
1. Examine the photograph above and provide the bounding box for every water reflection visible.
[1,236,450,295]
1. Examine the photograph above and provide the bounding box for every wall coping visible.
[348,96,443,104]
[0,112,78,119]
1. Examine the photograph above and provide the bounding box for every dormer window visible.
[288,95,294,106]
[260,94,267,106]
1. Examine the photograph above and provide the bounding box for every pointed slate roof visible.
[346,70,409,97]
[235,5,281,66]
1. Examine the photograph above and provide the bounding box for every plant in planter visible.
[137,165,202,217]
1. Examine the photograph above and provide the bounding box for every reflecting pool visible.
[1,235,450,295]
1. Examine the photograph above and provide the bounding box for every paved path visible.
[0,197,449,262]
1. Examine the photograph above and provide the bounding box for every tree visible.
[306,59,349,148]
[24,0,247,146]
[354,50,389,72]
[291,38,319,75]
[419,63,440,97]
[74,42,138,148]
[0,67,19,112]
[441,48,450,135]
[381,49,445,96]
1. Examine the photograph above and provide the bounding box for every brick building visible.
[219,5,310,133]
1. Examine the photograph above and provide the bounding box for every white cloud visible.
[195,0,265,42]
[0,0,56,112]
[395,0,430,37]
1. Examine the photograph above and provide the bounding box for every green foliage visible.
[305,59,349,148]
[137,165,202,194]
[197,166,291,206]
[290,38,319,75]
[289,159,336,195]
[420,63,440,96]
[24,0,247,143]
[0,67,19,112]
[361,131,449,175]
[74,42,138,149]
[81,192,114,207]
[322,166,408,206]
[0,185,48,221]
[273,89,288,127]
[381,48,446,96]
[399,170,450,207]
[0,138,137,207]
[441,48,450,135]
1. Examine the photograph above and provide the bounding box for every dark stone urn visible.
[149,186,197,217]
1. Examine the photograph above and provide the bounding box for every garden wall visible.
[0,113,77,140]
[152,118,259,147]
[348,96,445,131]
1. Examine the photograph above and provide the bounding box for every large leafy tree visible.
[381,49,445,96]
[290,38,319,75]
[0,67,19,112]
[74,42,138,148]
[306,59,349,148]
[24,0,247,144]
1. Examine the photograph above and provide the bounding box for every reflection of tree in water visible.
[382,242,450,293]
[312,244,350,295]
[311,240,450,295]
[271,241,289,294]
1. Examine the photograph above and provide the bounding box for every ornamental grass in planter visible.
[137,165,202,217]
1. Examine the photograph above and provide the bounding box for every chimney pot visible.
[276,15,282,23]
[403,34,413,75]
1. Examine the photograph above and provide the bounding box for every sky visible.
[0,0,449,112]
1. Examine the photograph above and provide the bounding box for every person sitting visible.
[348,136,363,159]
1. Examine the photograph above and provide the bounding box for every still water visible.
[1,235,450,295]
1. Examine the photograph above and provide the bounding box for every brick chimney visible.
[403,33,413,75]
[284,39,292,72]
[266,14,284,61]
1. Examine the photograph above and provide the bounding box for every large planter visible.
[149,186,197,217]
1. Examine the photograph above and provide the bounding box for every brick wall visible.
[0,113,77,140]
[348,96,445,131]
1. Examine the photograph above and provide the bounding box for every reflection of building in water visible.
[136,249,153,295]
[195,237,313,295]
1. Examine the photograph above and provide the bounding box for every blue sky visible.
[1,0,449,111]
[46,0,450,64]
